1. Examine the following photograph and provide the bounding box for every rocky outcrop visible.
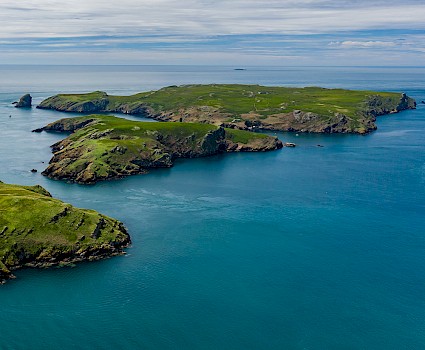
[0,181,131,284]
[200,127,226,155]
[225,93,415,134]
[33,117,96,133]
[14,94,32,108]
[34,115,282,184]
[245,110,375,134]
[362,93,416,117]
[0,261,13,284]
[37,91,149,115]
[37,91,108,113]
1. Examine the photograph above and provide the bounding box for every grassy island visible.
[34,115,282,184]
[0,181,131,284]
[37,84,416,134]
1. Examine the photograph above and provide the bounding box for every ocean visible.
[0,65,424,349]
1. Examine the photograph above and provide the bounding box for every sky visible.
[0,0,424,65]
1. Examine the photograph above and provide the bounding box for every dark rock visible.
[0,264,14,284]
[30,169,37,173]
[397,92,416,111]
[244,120,261,128]
[15,94,32,108]
[200,127,226,155]
[91,218,106,239]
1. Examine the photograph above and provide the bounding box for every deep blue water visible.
[0,66,424,349]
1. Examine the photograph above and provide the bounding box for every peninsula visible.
[37,84,416,134]
[34,115,282,184]
[0,181,131,284]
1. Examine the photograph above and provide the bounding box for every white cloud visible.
[1,0,425,65]
[329,41,397,48]
[1,0,425,39]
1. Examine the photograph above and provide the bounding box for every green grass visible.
[56,91,108,102]
[50,115,274,145]
[0,181,129,270]
[91,85,401,116]
[225,128,268,144]
[41,84,405,118]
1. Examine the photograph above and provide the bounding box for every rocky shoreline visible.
[1,242,130,284]
[34,115,283,184]
[0,181,131,284]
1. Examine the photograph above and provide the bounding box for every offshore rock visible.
[14,94,32,108]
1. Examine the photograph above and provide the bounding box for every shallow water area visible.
[0,66,424,349]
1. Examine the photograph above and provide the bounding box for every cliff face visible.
[362,93,416,117]
[37,91,149,115]
[36,85,416,134]
[34,115,282,184]
[0,181,131,284]
[0,261,12,282]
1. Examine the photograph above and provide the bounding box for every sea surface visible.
[0,65,424,350]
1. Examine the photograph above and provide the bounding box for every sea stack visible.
[14,94,32,108]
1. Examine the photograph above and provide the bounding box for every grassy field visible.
[0,181,130,276]
[48,85,403,117]
[126,85,401,117]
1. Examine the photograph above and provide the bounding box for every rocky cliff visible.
[0,181,131,284]
[33,115,282,184]
[14,94,32,108]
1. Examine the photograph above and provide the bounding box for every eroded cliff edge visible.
[37,85,416,134]
[0,181,131,284]
[33,115,283,184]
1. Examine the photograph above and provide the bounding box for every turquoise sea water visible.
[0,66,424,349]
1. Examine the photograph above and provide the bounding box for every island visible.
[33,115,283,184]
[0,181,131,284]
[13,93,32,108]
[37,84,416,134]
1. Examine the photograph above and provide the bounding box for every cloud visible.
[329,41,397,48]
[1,0,425,38]
[0,0,424,64]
